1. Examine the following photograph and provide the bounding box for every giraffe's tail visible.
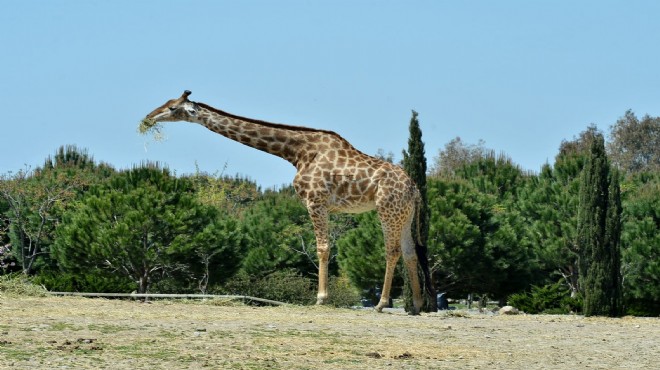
[413,189,436,300]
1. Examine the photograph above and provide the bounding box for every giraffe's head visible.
[140,90,199,133]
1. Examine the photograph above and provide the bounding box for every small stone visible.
[499,306,519,315]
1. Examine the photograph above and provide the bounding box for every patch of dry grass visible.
[1,296,658,369]
[0,274,47,297]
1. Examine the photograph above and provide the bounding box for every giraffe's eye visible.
[169,106,177,111]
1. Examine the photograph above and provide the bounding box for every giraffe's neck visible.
[190,102,312,166]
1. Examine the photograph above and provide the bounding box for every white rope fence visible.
[47,291,287,306]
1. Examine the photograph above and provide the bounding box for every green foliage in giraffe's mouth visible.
[138,118,165,141]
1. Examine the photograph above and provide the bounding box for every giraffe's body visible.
[144,91,432,314]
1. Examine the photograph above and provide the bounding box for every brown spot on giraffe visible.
[143,90,433,315]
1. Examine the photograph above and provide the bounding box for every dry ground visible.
[0,296,658,369]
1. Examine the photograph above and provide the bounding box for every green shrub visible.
[221,271,360,307]
[221,269,316,305]
[33,272,135,293]
[507,281,582,314]
[150,276,195,294]
[326,275,361,308]
[625,298,660,317]
[260,270,316,305]
[219,271,254,296]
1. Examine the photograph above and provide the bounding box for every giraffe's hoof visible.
[316,294,328,305]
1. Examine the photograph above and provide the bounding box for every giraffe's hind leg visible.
[400,214,423,315]
[375,207,422,315]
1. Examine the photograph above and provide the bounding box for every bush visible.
[624,298,660,317]
[507,281,582,314]
[221,270,316,305]
[260,270,316,305]
[33,272,135,293]
[326,275,361,308]
[222,272,361,308]
[219,271,253,295]
[150,276,195,294]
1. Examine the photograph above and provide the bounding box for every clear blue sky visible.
[2,1,659,188]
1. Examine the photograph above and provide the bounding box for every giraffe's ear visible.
[182,90,192,100]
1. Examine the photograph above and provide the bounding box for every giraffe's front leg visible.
[308,205,330,305]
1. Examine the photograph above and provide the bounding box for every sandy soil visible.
[0,296,658,369]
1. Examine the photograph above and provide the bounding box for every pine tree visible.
[402,110,437,312]
[577,133,623,317]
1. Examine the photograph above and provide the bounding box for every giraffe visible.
[143,90,434,314]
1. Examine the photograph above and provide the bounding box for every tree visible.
[0,197,15,273]
[191,168,259,217]
[427,179,492,297]
[239,187,319,278]
[337,211,387,291]
[430,137,488,177]
[620,172,660,315]
[0,146,98,274]
[402,111,429,244]
[577,133,623,317]
[607,110,660,174]
[427,175,537,304]
[605,168,623,315]
[428,144,541,303]
[53,165,236,294]
[167,213,248,294]
[401,110,436,312]
[518,165,581,295]
[520,126,600,297]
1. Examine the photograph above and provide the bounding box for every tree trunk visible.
[138,273,149,295]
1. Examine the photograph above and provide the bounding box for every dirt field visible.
[1,296,658,369]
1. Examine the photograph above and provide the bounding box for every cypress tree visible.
[605,169,623,316]
[577,133,623,317]
[402,110,437,312]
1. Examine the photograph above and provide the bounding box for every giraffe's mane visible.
[195,102,351,145]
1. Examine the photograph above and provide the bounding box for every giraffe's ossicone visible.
[143,91,434,314]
